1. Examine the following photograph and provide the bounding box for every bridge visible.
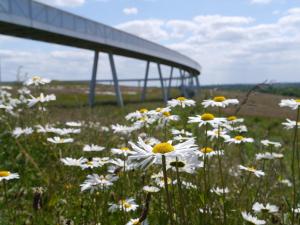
[0,0,201,106]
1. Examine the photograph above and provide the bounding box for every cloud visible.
[3,8,300,85]
[123,7,139,15]
[115,9,300,84]
[35,0,85,7]
[250,0,272,4]
[116,19,169,42]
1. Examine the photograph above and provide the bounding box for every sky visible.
[1,0,300,85]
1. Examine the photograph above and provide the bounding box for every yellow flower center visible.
[156,108,162,112]
[139,117,147,122]
[86,161,93,166]
[64,183,73,190]
[0,171,10,177]
[121,147,129,151]
[163,111,171,117]
[247,167,256,172]
[227,116,237,121]
[296,99,300,103]
[200,113,215,121]
[133,221,141,225]
[235,135,244,141]
[213,96,226,102]
[160,177,172,184]
[152,142,174,154]
[139,108,148,113]
[176,97,186,101]
[32,76,41,81]
[121,200,132,209]
[201,147,214,153]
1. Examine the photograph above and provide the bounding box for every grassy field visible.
[1,80,300,225]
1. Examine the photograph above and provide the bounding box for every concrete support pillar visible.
[179,69,187,97]
[167,66,173,99]
[89,51,99,107]
[157,63,167,103]
[141,61,150,101]
[108,53,124,107]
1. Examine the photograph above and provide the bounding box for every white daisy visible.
[80,157,108,170]
[27,93,56,107]
[151,171,172,188]
[166,155,203,174]
[292,208,300,213]
[129,137,197,168]
[207,128,230,141]
[225,135,254,144]
[171,129,193,137]
[226,116,244,124]
[83,144,105,152]
[252,202,279,214]
[108,158,136,173]
[52,128,81,136]
[167,97,195,108]
[143,185,160,193]
[126,218,148,225]
[111,147,135,156]
[157,111,179,125]
[239,165,265,177]
[111,124,138,135]
[47,136,74,144]
[261,140,281,148]
[282,119,300,130]
[280,179,292,187]
[108,198,139,212]
[80,174,118,192]
[195,147,224,158]
[241,211,266,225]
[188,113,225,127]
[0,171,19,182]
[24,76,51,86]
[202,96,239,108]
[125,108,149,121]
[279,99,300,110]
[65,121,82,127]
[256,152,284,160]
[12,127,33,138]
[210,187,230,196]
[60,157,87,167]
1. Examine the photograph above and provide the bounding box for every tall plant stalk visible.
[291,107,299,225]
[162,155,174,225]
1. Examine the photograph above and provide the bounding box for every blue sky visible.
[1,0,300,85]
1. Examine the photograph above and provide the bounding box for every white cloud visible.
[116,19,169,42]
[3,8,300,85]
[123,7,139,15]
[250,0,272,4]
[35,0,85,7]
[116,9,300,84]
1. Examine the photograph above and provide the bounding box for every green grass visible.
[0,83,299,225]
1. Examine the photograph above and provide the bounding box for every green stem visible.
[291,106,300,225]
[162,155,174,225]
[175,158,187,225]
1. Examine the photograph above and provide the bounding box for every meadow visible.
[0,77,300,225]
